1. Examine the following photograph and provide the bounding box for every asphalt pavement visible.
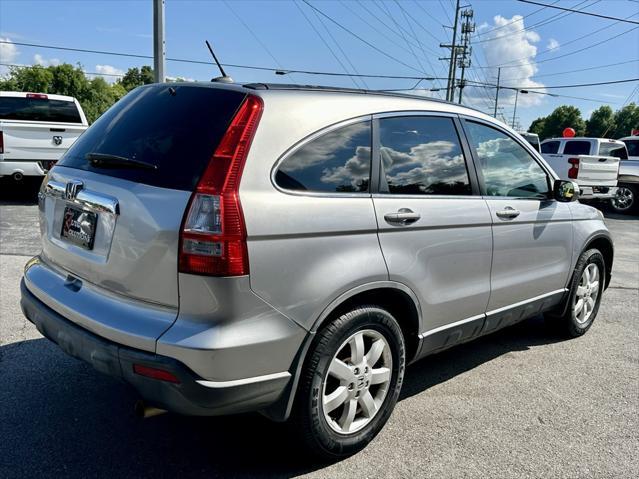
[1,178,637,478]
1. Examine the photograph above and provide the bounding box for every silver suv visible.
[21,83,613,458]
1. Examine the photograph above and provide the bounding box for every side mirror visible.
[554,179,579,202]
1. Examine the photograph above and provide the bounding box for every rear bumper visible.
[579,186,618,199]
[0,160,46,177]
[20,279,293,416]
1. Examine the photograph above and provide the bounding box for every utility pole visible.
[457,8,475,104]
[441,0,461,102]
[493,67,501,117]
[511,89,528,129]
[153,0,165,83]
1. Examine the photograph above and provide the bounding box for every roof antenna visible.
[206,40,234,83]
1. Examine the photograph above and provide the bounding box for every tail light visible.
[26,93,48,100]
[179,95,263,276]
[568,157,579,179]
[0,131,3,154]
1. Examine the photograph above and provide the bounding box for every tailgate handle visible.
[384,208,421,226]
[496,206,520,219]
[598,158,607,162]
[50,128,66,132]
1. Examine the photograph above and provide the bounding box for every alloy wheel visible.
[322,329,393,434]
[612,186,634,211]
[574,263,600,324]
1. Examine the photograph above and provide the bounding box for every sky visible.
[1,0,638,130]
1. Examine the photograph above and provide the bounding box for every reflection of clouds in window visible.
[320,145,370,186]
[382,140,469,191]
[276,121,371,193]
[280,122,369,173]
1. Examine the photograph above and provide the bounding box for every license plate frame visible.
[60,206,97,250]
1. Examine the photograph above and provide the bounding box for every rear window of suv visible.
[0,97,82,123]
[57,85,246,191]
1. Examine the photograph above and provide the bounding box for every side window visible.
[563,140,591,155]
[275,121,371,193]
[599,142,628,160]
[464,121,550,199]
[379,116,472,195]
[540,141,560,154]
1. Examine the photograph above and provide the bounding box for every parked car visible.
[540,137,625,199]
[21,83,614,458]
[0,91,88,182]
[612,136,639,213]
[519,131,540,152]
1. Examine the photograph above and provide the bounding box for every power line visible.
[310,4,369,89]
[506,59,639,82]
[294,1,363,89]
[2,40,635,92]
[300,0,427,74]
[475,0,598,44]
[516,0,639,24]
[478,24,639,69]
[0,62,124,77]
[467,77,639,90]
[473,0,560,37]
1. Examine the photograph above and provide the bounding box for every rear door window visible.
[275,120,372,193]
[541,141,560,154]
[57,85,246,191]
[378,116,472,195]
[599,142,628,159]
[0,97,82,123]
[563,141,591,155]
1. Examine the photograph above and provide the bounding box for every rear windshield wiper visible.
[85,152,158,170]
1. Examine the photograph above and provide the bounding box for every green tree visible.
[0,64,53,92]
[80,77,127,123]
[611,103,639,138]
[528,116,547,138]
[120,65,154,91]
[539,105,586,139]
[585,105,615,138]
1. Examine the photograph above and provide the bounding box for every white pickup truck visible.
[540,137,625,199]
[0,91,88,181]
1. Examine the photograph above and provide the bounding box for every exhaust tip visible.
[134,400,167,419]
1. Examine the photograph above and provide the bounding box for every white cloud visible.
[464,15,547,111]
[547,38,560,51]
[0,37,19,76]
[33,53,60,66]
[94,64,125,83]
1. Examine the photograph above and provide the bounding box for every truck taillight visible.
[568,157,579,179]
[26,93,48,100]
[0,131,3,154]
[179,95,263,276]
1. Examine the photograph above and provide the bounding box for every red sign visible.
[563,127,576,138]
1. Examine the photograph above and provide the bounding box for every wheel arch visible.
[261,281,422,422]
[584,234,614,289]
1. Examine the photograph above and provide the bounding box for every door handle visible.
[496,206,520,219]
[384,208,421,226]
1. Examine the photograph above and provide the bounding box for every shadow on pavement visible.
[0,177,41,205]
[0,315,567,478]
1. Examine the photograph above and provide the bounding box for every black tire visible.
[610,183,638,215]
[546,249,605,338]
[292,305,405,459]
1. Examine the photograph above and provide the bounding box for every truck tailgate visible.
[577,155,619,187]
[0,121,86,160]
